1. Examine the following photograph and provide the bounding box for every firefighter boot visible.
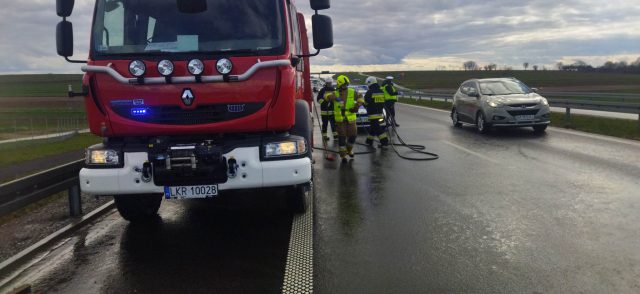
[365,135,374,146]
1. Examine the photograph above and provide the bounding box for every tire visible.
[287,185,308,214]
[451,108,462,127]
[476,111,491,134]
[114,194,163,222]
[533,125,548,133]
[291,100,312,160]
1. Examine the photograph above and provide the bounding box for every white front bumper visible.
[79,147,311,196]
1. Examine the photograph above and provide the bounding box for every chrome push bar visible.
[81,59,291,85]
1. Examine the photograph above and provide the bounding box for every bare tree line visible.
[462,57,640,73]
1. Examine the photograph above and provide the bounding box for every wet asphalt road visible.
[314,104,640,293]
[2,104,640,293]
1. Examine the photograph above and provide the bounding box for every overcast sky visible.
[0,0,639,73]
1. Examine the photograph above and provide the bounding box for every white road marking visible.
[443,141,500,164]
[547,127,640,148]
[397,102,450,113]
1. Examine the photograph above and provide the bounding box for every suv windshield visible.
[479,80,532,95]
[91,0,285,58]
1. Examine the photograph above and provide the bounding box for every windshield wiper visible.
[210,49,257,55]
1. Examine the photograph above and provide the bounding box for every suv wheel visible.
[533,125,548,133]
[451,108,462,127]
[476,112,490,134]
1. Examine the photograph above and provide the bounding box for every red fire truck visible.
[55,0,333,221]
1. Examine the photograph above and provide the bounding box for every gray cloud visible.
[0,0,638,73]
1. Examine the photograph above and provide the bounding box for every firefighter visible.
[381,76,399,127]
[317,78,338,141]
[364,76,389,148]
[326,75,364,162]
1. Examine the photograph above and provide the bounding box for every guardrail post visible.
[68,182,82,217]
[565,107,571,124]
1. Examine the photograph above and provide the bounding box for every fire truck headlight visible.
[216,58,233,75]
[157,60,174,76]
[86,149,121,166]
[129,60,146,77]
[264,138,308,158]
[188,59,205,75]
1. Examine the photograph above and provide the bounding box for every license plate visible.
[164,185,218,199]
[515,115,535,121]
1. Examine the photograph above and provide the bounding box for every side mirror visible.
[311,14,333,50]
[531,88,539,93]
[310,0,330,10]
[56,0,75,17]
[469,92,480,98]
[56,20,74,57]
[177,0,208,14]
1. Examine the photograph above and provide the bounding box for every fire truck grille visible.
[111,103,264,125]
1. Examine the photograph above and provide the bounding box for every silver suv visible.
[451,78,551,133]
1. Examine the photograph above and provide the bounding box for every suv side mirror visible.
[56,20,74,57]
[311,0,330,10]
[56,0,75,17]
[469,92,480,98]
[531,88,539,93]
[312,14,333,50]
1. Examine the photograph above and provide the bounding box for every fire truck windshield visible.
[91,0,286,58]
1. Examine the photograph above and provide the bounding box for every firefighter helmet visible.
[365,76,378,86]
[336,75,350,88]
[324,77,334,85]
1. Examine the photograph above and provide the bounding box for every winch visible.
[148,140,228,186]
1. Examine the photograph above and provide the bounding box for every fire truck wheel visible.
[114,194,163,222]
[287,184,308,214]
[291,100,312,160]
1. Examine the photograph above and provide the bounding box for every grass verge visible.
[0,74,83,97]
[397,98,640,141]
[0,133,101,167]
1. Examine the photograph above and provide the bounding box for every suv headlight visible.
[86,148,121,166]
[488,100,502,108]
[540,98,549,106]
[264,138,307,158]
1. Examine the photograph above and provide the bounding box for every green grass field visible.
[397,98,640,141]
[365,70,640,91]
[0,108,87,140]
[0,133,101,167]
[0,74,83,97]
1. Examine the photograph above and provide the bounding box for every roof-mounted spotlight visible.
[216,58,233,75]
[188,59,204,75]
[157,60,174,76]
[129,60,146,77]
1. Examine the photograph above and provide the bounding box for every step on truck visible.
[55,0,333,221]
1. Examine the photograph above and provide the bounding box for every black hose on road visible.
[311,104,439,161]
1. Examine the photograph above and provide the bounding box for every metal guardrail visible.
[0,160,84,217]
[550,100,640,114]
[541,92,640,102]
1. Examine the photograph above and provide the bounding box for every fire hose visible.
[311,104,439,161]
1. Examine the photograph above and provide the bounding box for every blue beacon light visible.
[131,108,149,116]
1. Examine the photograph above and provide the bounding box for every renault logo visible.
[182,89,195,106]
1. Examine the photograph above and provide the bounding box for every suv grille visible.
[507,109,539,116]
[507,103,538,108]
[111,103,264,125]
